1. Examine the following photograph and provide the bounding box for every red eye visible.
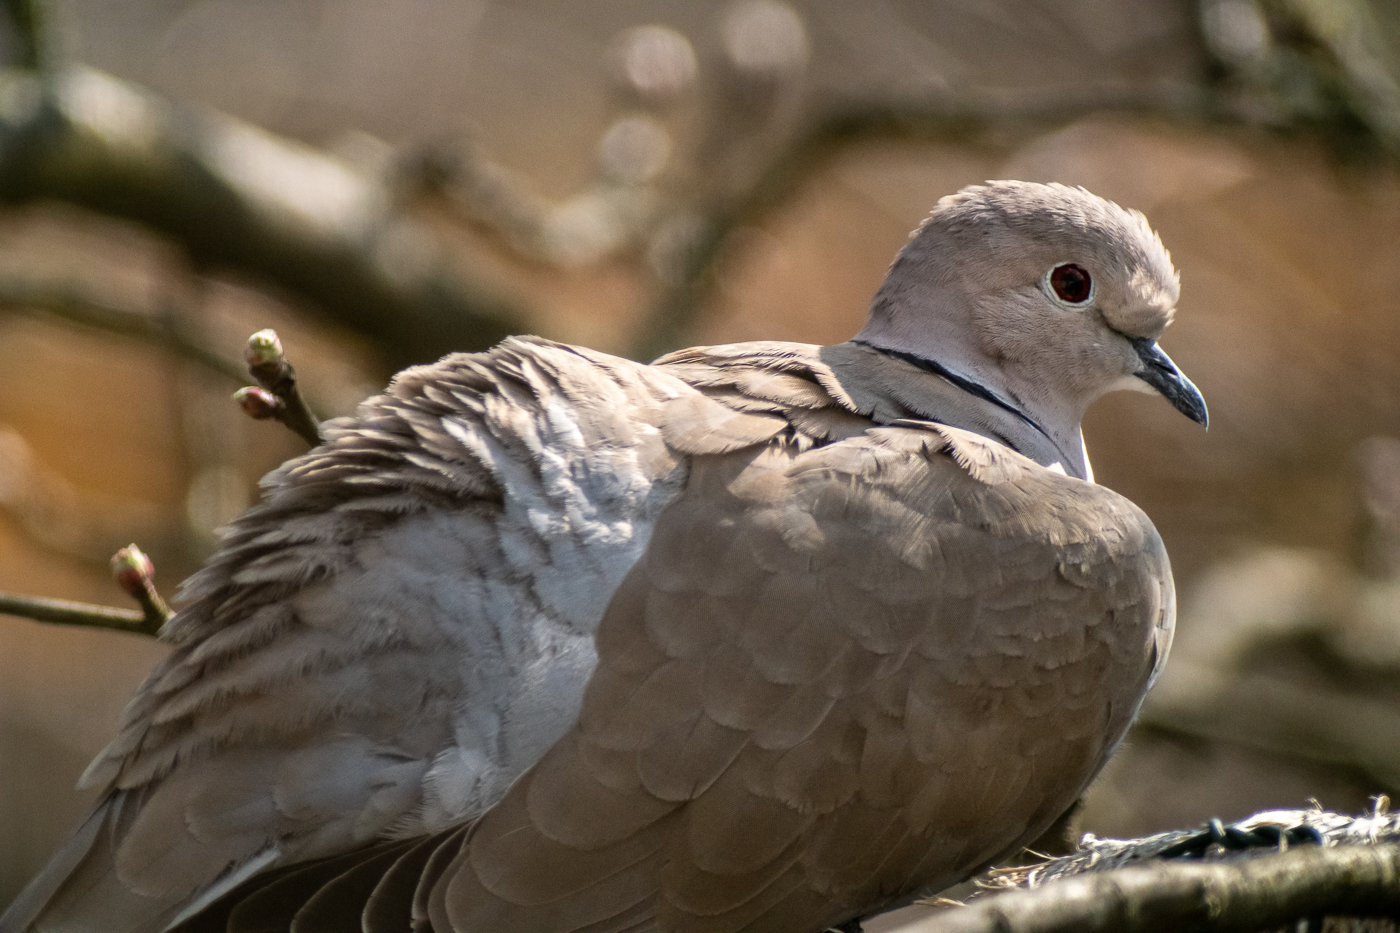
[1049,263,1092,304]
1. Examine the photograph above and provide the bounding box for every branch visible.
[629,56,1400,359]
[1136,705,1400,801]
[915,808,1400,933]
[0,590,151,635]
[0,278,247,383]
[110,543,171,632]
[401,141,659,269]
[911,844,1400,933]
[2,0,45,71]
[1140,632,1400,798]
[0,67,524,368]
[236,329,321,446]
[633,83,1228,359]
[0,543,170,637]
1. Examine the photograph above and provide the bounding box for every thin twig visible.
[0,544,171,637]
[110,544,172,632]
[237,329,322,446]
[633,84,1227,359]
[0,590,156,636]
[911,845,1400,933]
[0,279,247,383]
[1134,710,1400,801]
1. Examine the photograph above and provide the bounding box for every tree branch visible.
[236,329,321,446]
[2,0,45,72]
[0,278,247,383]
[912,844,1400,933]
[916,808,1400,933]
[0,67,524,368]
[0,590,156,636]
[633,83,1228,359]
[110,543,171,632]
[1,543,170,637]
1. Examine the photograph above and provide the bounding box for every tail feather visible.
[0,797,107,933]
[0,788,284,933]
[0,790,187,933]
[161,832,455,933]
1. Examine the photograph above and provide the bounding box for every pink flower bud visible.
[111,544,155,594]
[234,386,282,419]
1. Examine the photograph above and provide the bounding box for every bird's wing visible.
[177,421,1173,933]
[3,337,767,933]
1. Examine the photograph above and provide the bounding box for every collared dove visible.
[2,180,1207,933]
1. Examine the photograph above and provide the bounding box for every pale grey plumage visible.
[2,181,1203,933]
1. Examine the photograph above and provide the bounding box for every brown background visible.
[3,0,1400,921]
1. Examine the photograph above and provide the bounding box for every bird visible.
[2,180,1206,933]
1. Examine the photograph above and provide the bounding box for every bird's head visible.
[854,180,1207,433]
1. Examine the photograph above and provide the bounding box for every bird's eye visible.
[1049,263,1092,304]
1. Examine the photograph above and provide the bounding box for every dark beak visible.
[1129,337,1208,428]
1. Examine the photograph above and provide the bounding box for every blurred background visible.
[2,0,1400,922]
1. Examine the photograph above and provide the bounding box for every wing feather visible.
[362,834,448,933]
[7,339,696,932]
[412,422,1172,932]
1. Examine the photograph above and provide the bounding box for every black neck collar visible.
[851,339,1049,438]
